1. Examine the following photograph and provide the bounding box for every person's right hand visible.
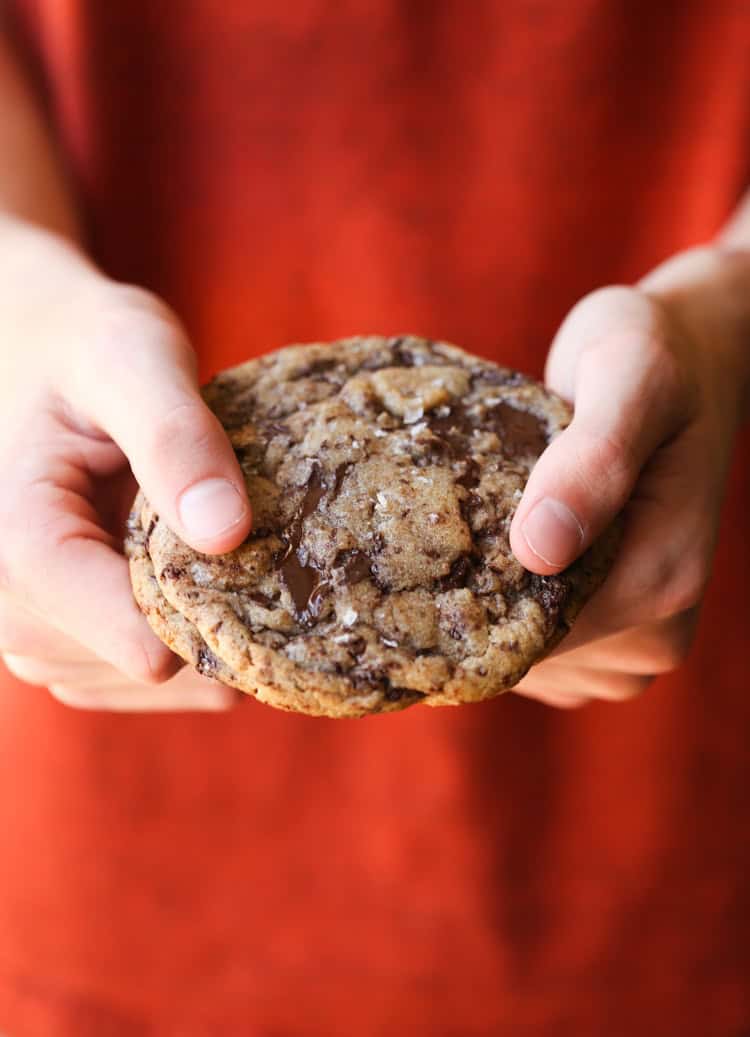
[0,218,252,710]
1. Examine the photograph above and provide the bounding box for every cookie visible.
[126,335,619,717]
[127,508,240,686]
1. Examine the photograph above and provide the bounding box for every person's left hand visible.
[509,246,750,708]
[0,623,237,711]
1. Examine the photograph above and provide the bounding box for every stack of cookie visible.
[126,335,614,717]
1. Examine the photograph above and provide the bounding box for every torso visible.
[2,3,749,1033]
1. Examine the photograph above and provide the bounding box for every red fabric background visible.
[1,2,749,1034]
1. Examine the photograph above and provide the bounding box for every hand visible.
[509,246,750,708]
[0,219,252,710]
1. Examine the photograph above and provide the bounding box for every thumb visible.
[510,287,693,574]
[67,286,252,554]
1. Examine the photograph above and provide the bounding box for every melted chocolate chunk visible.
[427,399,547,461]
[484,401,548,458]
[300,465,326,521]
[160,563,185,581]
[276,466,325,558]
[350,670,425,701]
[234,441,265,467]
[292,357,338,380]
[439,554,474,591]
[346,637,367,658]
[456,458,480,490]
[276,466,326,619]
[248,526,274,540]
[331,462,352,499]
[527,573,568,633]
[426,404,474,456]
[334,549,372,584]
[248,421,289,446]
[471,367,527,388]
[385,681,425,702]
[218,391,257,429]
[279,554,318,616]
[459,492,483,525]
[196,645,219,677]
[276,464,366,622]
[389,337,416,367]
[360,337,443,372]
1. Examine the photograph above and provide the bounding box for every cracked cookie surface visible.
[126,335,619,717]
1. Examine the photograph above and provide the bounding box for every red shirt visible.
[2,3,750,1035]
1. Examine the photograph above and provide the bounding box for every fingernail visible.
[178,478,248,542]
[522,498,584,568]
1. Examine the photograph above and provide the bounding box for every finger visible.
[554,423,714,647]
[515,661,653,703]
[1,406,186,684]
[46,540,183,684]
[63,286,252,554]
[0,596,100,661]
[510,287,696,574]
[48,680,238,712]
[548,608,699,673]
[514,688,591,709]
[5,486,183,684]
[2,653,125,686]
[3,652,237,712]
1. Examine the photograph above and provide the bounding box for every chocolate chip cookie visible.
[126,335,619,717]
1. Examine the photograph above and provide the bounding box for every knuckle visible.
[652,557,708,619]
[600,674,653,701]
[595,428,639,481]
[91,283,184,351]
[638,326,693,419]
[625,674,654,698]
[566,285,639,329]
[121,638,179,686]
[575,426,639,501]
[73,283,194,392]
[573,285,654,351]
[635,608,699,674]
[146,399,218,463]
[6,511,85,603]
[119,650,157,686]
[581,284,644,317]
[642,629,695,674]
